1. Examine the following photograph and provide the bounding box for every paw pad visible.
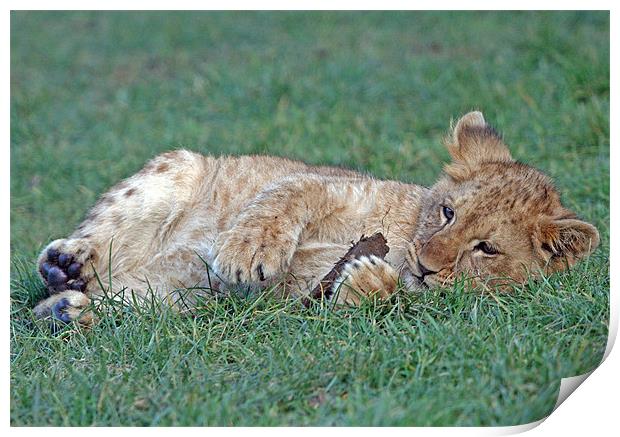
[40,248,86,293]
[47,266,67,288]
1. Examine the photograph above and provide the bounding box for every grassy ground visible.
[10,11,609,426]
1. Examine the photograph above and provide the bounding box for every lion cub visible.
[33,112,599,325]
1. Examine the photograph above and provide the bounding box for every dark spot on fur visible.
[161,151,180,160]
[124,188,136,197]
[156,163,170,173]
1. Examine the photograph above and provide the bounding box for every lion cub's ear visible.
[537,216,600,271]
[444,112,513,179]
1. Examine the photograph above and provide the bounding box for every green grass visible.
[10,11,609,426]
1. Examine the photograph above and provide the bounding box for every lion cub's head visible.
[405,111,599,290]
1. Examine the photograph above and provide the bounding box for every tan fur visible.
[33,112,599,323]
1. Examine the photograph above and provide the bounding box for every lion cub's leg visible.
[35,150,209,322]
[331,255,399,306]
[212,176,366,285]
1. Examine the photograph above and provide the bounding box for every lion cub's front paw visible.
[212,226,297,284]
[332,255,399,305]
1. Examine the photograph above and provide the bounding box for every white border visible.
[4,2,616,435]
[3,1,618,10]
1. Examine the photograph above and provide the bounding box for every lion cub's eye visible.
[442,206,455,221]
[474,241,499,255]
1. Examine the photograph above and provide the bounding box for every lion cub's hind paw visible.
[38,241,91,294]
[33,290,94,329]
